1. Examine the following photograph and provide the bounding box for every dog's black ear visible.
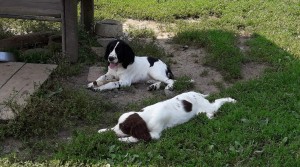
[117,40,135,69]
[120,113,151,142]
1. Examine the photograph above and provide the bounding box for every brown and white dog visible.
[98,91,236,143]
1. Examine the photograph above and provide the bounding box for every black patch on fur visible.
[182,100,192,112]
[147,57,159,67]
[166,67,174,79]
[93,81,98,86]
[104,40,135,69]
[119,113,151,142]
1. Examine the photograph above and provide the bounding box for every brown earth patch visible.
[74,19,269,105]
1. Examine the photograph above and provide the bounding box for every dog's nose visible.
[108,57,115,61]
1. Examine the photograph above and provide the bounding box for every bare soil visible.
[81,19,268,105]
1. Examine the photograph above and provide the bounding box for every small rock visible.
[91,47,105,58]
[182,45,189,51]
[164,89,175,97]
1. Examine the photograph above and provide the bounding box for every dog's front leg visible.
[98,127,115,133]
[118,136,139,143]
[92,80,131,91]
[87,74,116,88]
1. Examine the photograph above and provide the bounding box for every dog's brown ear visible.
[120,113,151,142]
[131,120,151,142]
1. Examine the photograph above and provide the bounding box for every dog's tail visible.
[166,67,174,79]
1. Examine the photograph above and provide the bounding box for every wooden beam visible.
[62,0,78,63]
[0,32,53,50]
[80,0,94,33]
[0,0,62,17]
[0,14,61,21]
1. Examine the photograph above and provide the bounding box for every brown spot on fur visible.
[182,100,192,112]
[119,113,151,142]
[93,81,98,86]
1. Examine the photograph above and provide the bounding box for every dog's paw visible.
[147,85,157,91]
[87,81,100,89]
[87,82,94,89]
[98,129,108,133]
[118,138,128,142]
[206,113,214,119]
[227,98,237,103]
[92,87,102,92]
[118,137,139,143]
[146,80,157,84]
[165,85,174,91]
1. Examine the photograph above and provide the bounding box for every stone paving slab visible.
[87,66,105,82]
[0,62,25,88]
[0,62,57,120]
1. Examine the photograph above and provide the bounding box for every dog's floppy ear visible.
[117,40,135,69]
[119,113,151,142]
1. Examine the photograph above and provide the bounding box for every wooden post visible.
[62,0,78,63]
[80,0,94,34]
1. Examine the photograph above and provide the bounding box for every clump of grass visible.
[0,157,109,167]
[55,131,123,164]
[18,48,53,63]
[200,70,209,77]
[173,76,194,92]
[127,28,156,39]
[0,18,60,35]
[1,85,114,140]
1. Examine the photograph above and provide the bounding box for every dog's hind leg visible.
[148,65,175,90]
[164,79,175,90]
[206,98,236,119]
[148,78,174,91]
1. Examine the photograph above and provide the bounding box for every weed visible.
[173,75,194,92]
[200,70,209,77]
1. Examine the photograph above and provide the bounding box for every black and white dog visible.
[98,91,236,143]
[87,40,174,91]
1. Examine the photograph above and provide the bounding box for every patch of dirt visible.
[1,137,22,154]
[123,19,175,40]
[156,40,229,94]
[237,34,270,81]
[241,62,269,80]
[70,19,269,105]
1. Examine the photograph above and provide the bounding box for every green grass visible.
[1,0,300,166]
[173,75,195,92]
[54,62,300,166]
